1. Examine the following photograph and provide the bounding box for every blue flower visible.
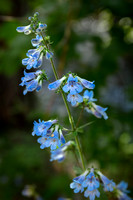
[48,74,95,97]
[98,172,115,192]
[22,49,43,70]
[77,76,95,90]
[46,51,53,59]
[48,77,66,90]
[67,93,83,106]
[85,103,108,120]
[63,74,83,95]
[50,147,65,162]
[58,129,66,144]
[20,70,43,95]
[84,188,100,200]
[116,181,132,200]
[36,23,47,33]
[50,141,73,162]
[31,35,43,47]
[37,130,61,150]
[82,170,100,191]
[32,119,56,136]
[83,90,97,102]
[117,181,130,194]
[16,25,32,35]
[70,171,88,193]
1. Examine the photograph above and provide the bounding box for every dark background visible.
[0,0,133,199]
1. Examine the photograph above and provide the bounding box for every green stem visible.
[75,135,86,170]
[42,34,86,170]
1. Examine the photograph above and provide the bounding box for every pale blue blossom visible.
[84,188,100,200]
[32,119,57,136]
[16,25,32,35]
[85,103,108,120]
[20,70,43,95]
[67,93,83,106]
[31,35,43,47]
[36,23,47,32]
[77,76,95,90]
[50,141,73,162]
[82,169,100,191]
[116,181,132,200]
[70,171,88,193]
[83,90,97,102]
[37,130,61,150]
[22,49,43,70]
[63,74,83,95]
[48,77,66,90]
[46,51,53,59]
[117,181,130,194]
[98,171,115,192]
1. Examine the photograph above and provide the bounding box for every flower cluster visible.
[48,73,95,106]
[48,74,108,119]
[16,12,53,94]
[16,12,46,35]
[32,119,75,162]
[20,70,45,95]
[70,168,115,200]
[32,119,65,150]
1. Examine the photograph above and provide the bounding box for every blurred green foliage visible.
[0,0,133,199]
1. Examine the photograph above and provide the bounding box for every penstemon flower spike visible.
[16,12,132,200]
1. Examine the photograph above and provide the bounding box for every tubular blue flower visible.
[83,90,97,102]
[16,25,32,35]
[48,77,66,90]
[67,93,83,106]
[37,130,61,150]
[37,135,51,149]
[59,129,65,144]
[48,74,95,98]
[82,169,100,191]
[70,171,88,194]
[98,172,115,192]
[63,74,83,95]
[31,35,43,47]
[48,130,62,150]
[84,188,100,200]
[32,119,57,136]
[116,181,132,200]
[85,103,108,120]
[39,23,47,29]
[22,49,43,70]
[77,76,95,89]
[117,181,130,194]
[50,147,65,162]
[46,51,53,59]
[36,23,47,33]
[19,70,43,95]
[50,141,73,162]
